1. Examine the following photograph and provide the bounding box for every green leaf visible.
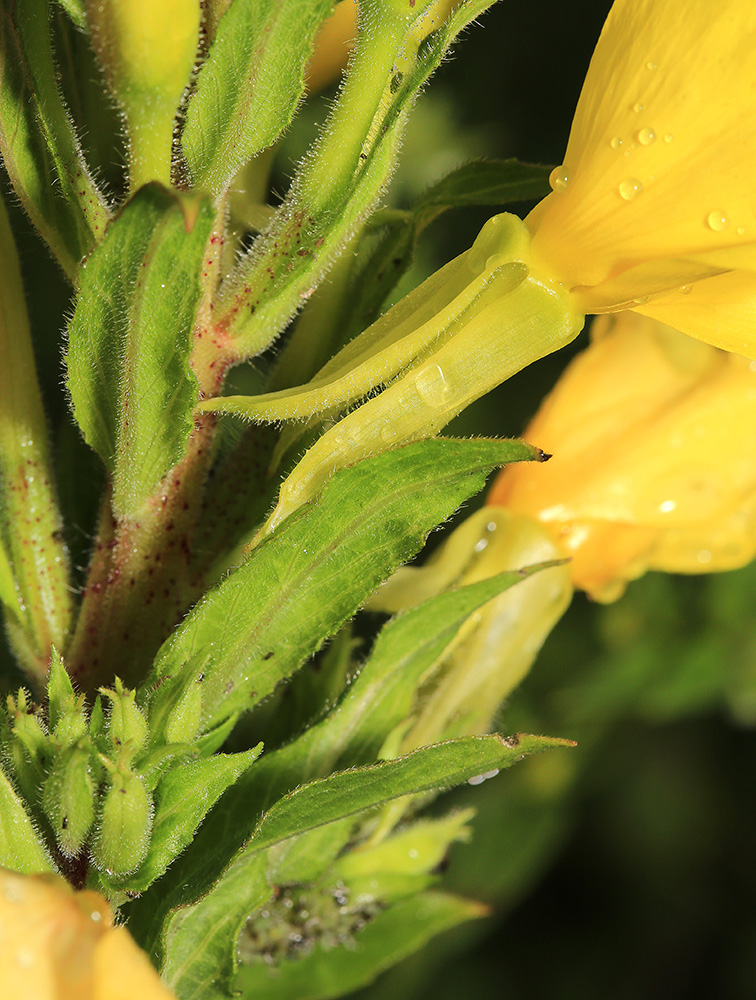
[182,0,334,195]
[0,764,55,874]
[65,185,215,517]
[102,746,262,895]
[54,0,87,29]
[145,437,538,734]
[245,564,551,808]
[216,0,501,359]
[233,891,486,1000]
[0,0,108,278]
[145,733,568,996]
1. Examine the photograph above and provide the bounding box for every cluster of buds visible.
[2,655,154,876]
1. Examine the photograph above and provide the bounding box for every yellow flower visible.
[489,312,756,600]
[0,869,174,1000]
[526,0,756,356]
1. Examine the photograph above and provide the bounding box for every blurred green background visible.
[277,2,756,998]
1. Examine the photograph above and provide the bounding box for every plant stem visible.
[0,198,73,687]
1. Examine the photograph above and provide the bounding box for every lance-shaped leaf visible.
[0,0,108,278]
[144,437,539,735]
[182,0,334,195]
[245,563,554,808]
[147,733,571,996]
[65,184,215,518]
[0,764,55,874]
[234,891,486,1000]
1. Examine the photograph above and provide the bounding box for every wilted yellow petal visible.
[0,869,174,1000]
[527,0,756,343]
[489,312,756,599]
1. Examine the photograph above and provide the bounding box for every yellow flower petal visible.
[527,0,756,323]
[489,312,756,599]
[0,869,174,1000]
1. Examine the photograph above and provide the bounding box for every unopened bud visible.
[101,679,148,764]
[93,767,153,877]
[42,742,95,857]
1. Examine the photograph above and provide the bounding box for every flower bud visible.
[101,678,148,764]
[42,741,95,857]
[490,312,756,600]
[93,766,153,876]
[85,0,201,187]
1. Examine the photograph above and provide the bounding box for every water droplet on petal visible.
[632,101,644,113]
[610,136,624,150]
[738,226,746,236]
[636,127,656,146]
[415,364,450,406]
[618,178,643,201]
[548,166,569,191]
[663,133,674,143]
[659,500,676,514]
[646,60,658,70]
[680,284,693,295]
[706,210,729,232]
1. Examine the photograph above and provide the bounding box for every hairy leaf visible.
[145,437,539,734]
[147,733,570,996]
[215,0,501,359]
[182,0,334,195]
[245,564,553,808]
[65,184,214,517]
[0,0,108,278]
[0,765,55,874]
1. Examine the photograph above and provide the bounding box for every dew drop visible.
[473,537,488,553]
[618,177,643,201]
[706,210,729,232]
[632,101,644,113]
[680,284,693,295]
[659,499,676,514]
[663,133,674,143]
[414,364,451,406]
[548,165,569,191]
[636,127,656,146]
[738,226,746,236]
[697,549,712,565]
[610,136,624,150]
[646,60,658,70]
